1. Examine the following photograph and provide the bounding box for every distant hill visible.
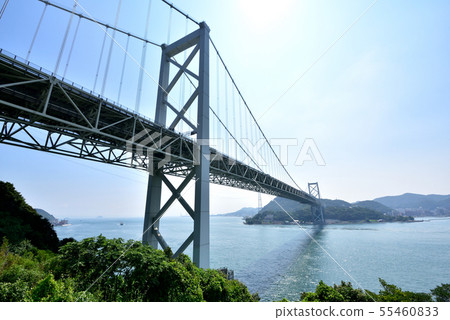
[236,192,450,224]
[0,181,59,251]
[321,199,351,208]
[258,194,449,215]
[260,197,308,213]
[374,193,450,210]
[260,197,352,213]
[245,201,411,225]
[437,197,450,208]
[352,200,394,214]
[218,207,259,217]
[35,208,58,224]
[243,196,412,225]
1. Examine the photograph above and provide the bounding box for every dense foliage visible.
[321,207,413,222]
[0,180,257,302]
[0,181,59,251]
[297,279,446,302]
[0,236,257,302]
[0,239,92,302]
[430,284,450,302]
[245,206,413,225]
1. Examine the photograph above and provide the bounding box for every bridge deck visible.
[0,49,318,206]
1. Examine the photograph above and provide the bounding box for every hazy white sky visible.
[0,0,449,218]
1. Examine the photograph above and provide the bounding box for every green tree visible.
[0,280,31,301]
[333,281,375,302]
[301,281,345,302]
[377,279,432,302]
[0,239,49,301]
[300,279,433,302]
[53,236,256,302]
[431,284,450,302]
[30,274,95,302]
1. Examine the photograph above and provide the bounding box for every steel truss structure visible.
[0,25,321,267]
[308,182,324,224]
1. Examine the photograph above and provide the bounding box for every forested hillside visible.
[0,181,59,251]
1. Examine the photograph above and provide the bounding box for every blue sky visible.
[0,0,449,218]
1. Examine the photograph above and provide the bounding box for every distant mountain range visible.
[374,193,450,210]
[217,207,259,217]
[223,193,450,218]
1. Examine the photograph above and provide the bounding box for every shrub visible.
[431,284,450,302]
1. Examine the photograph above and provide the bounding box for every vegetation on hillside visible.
[246,195,414,225]
[0,181,60,251]
[293,279,449,302]
[0,236,258,302]
[259,197,394,215]
[245,206,413,225]
[0,180,258,302]
[321,206,412,222]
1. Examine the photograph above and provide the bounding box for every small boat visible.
[120,222,124,226]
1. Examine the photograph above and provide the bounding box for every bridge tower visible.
[142,22,211,268]
[308,182,325,224]
[258,193,262,213]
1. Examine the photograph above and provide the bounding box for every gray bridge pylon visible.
[308,182,325,224]
[142,22,211,268]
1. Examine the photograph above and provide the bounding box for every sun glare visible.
[238,0,295,32]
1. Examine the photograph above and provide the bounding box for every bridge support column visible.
[310,205,324,224]
[308,182,325,224]
[142,167,163,249]
[192,21,210,269]
[142,22,211,268]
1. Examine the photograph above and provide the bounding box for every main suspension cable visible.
[38,0,161,48]
[161,0,199,25]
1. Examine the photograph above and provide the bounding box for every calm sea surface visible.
[55,216,450,301]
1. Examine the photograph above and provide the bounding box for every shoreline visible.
[243,219,424,226]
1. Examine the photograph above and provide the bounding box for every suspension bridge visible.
[0,0,323,268]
